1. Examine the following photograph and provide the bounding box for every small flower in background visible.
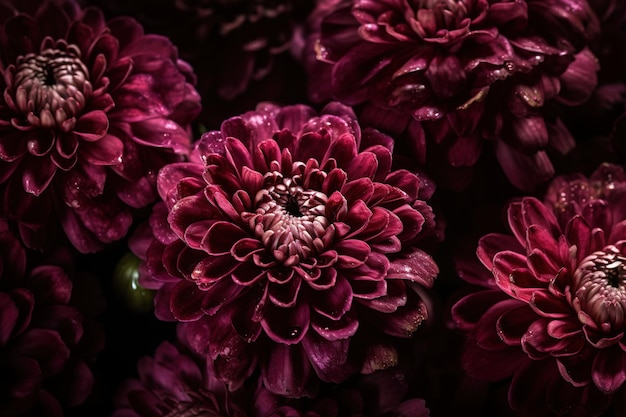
[172,0,313,101]
[303,0,600,191]
[132,102,441,397]
[0,0,201,253]
[0,218,104,416]
[590,0,626,84]
[452,163,626,416]
[559,0,626,157]
[89,0,315,129]
[112,340,430,417]
[111,341,246,417]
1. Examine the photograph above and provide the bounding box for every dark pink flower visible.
[304,0,600,191]
[451,163,626,415]
[134,102,440,397]
[113,340,430,417]
[0,219,104,416]
[0,0,201,253]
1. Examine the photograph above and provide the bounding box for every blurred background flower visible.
[303,0,600,191]
[112,339,430,417]
[88,0,315,130]
[0,218,104,416]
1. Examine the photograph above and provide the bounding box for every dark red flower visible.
[0,219,104,416]
[133,102,440,397]
[0,0,201,253]
[113,340,430,417]
[304,0,600,191]
[451,163,626,415]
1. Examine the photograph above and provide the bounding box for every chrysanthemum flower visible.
[0,219,103,416]
[304,0,600,191]
[134,102,440,397]
[452,163,626,415]
[113,340,430,417]
[0,0,201,253]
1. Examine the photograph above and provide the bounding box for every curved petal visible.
[591,348,626,393]
[201,222,249,255]
[261,301,310,344]
[301,332,355,383]
[311,274,353,320]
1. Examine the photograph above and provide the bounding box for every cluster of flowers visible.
[2,0,626,416]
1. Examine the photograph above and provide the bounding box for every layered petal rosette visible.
[452,163,626,415]
[0,0,201,252]
[305,0,600,190]
[0,219,103,416]
[113,341,430,417]
[135,102,440,397]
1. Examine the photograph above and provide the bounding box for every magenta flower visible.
[134,102,440,397]
[113,341,430,417]
[0,0,201,253]
[0,219,103,416]
[451,163,626,415]
[304,0,600,191]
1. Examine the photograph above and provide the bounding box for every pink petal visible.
[261,301,310,344]
[201,222,248,255]
[312,274,353,320]
[79,134,123,165]
[170,281,206,321]
[73,110,109,141]
[592,348,626,393]
[387,249,438,288]
[22,156,56,196]
[301,332,354,383]
[262,344,313,397]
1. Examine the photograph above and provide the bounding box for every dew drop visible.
[314,39,328,61]
[289,326,302,338]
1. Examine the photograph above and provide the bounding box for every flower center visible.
[572,245,626,332]
[415,0,471,30]
[251,172,331,266]
[13,43,90,128]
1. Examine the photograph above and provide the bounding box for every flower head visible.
[0,219,103,416]
[0,0,201,252]
[135,102,440,397]
[305,0,600,190]
[452,163,626,415]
